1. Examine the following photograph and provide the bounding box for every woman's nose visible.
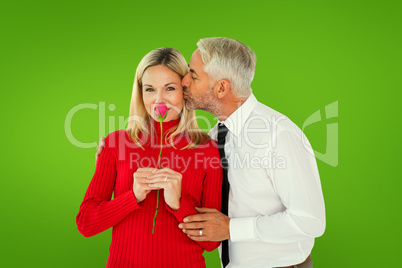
[155,90,165,103]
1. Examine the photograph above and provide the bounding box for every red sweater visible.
[76,119,222,268]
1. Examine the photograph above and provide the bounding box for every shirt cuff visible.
[230,217,256,242]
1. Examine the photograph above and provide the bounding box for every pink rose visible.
[152,103,168,234]
[154,104,168,120]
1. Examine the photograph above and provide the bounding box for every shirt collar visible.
[218,93,258,138]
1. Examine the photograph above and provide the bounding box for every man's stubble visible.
[184,85,222,117]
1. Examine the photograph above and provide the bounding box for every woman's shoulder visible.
[105,129,127,142]
[202,138,218,148]
[104,129,136,149]
[192,139,221,171]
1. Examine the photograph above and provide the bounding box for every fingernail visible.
[183,218,188,222]
[182,229,186,232]
[178,224,182,228]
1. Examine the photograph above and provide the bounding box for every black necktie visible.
[217,123,230,267]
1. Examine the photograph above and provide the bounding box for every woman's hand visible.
[147,168,182,210]
[133,168,155,203]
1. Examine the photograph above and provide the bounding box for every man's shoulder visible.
[252,100,284,118]
[250,98,301,134]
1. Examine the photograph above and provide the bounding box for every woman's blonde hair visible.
[126,47,209,149]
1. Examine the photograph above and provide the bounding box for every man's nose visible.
[182,73,190,88]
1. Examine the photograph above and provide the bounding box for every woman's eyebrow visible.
[165,82,177,87]
[143,82,177,88]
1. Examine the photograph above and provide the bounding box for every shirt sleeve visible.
[76,133,143,237]
[166,145,223,251]
[230,128,326,243]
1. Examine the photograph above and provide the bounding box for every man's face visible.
[181,50,217,113]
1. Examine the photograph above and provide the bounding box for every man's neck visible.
[216,95,248,122]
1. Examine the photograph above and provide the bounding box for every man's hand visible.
[178,207,230,242]
[95,137,105,164]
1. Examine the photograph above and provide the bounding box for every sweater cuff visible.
[230,217,256,242]
[165,197,197,222]
[121,190,144,210]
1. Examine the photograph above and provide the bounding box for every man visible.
[97,37,325,268]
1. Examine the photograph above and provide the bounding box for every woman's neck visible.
[150,118,180,136]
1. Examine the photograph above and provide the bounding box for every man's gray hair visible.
[197,37,256,97]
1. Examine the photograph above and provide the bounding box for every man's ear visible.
[214,80,231,99]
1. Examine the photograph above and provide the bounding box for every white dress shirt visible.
[209,94,325,268]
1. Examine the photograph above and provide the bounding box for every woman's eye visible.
[144,88,154,92]
[167,87,175,91]
[191,76,196,80]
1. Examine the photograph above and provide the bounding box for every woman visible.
[76,48,222,268]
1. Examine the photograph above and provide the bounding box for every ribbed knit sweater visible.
[76,119,222,268]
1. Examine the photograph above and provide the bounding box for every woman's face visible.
[142,65,184,122]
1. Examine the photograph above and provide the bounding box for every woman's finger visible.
[147,173,179,180]
[134,177,148,184]
[146,176,177,184]
[136,167,158,173]
[135,181,158,190]
[148,182,165,189]
[134,171,155,178]
[153,168,178,175]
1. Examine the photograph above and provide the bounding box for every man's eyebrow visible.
[188,65,198,76]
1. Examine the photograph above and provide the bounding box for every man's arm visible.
[179,128,325,243]
[179,207,229,242]
[228,129,325,244]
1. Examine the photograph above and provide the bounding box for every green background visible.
[1,0,401,267]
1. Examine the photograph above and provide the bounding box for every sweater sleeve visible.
[166,144,223,251]
[76,133,143,237]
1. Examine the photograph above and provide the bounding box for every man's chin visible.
[183,99,196,111]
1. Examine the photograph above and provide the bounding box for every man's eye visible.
[167,87,175,91]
